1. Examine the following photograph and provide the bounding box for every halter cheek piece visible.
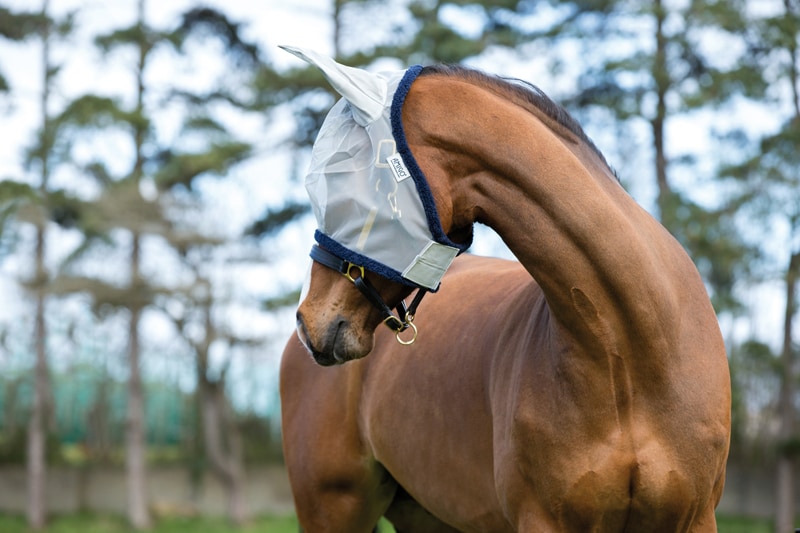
[309,245,426,345]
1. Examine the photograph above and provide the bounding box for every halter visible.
[310,244,427,345]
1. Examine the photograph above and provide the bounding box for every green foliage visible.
[239,415,283,463]
[154,142,252,191]
[52,95,140,131]
[0,7,52,41]
[728,339,779,458]
[717,118,800,284]
[261,289,303,313]
[778,436,800,458]
[557,0,767,315]
[757,8,800,53]
[0,182,96,258]
[246,202,308,238]
[172,8,260,67]
[23,95,142,174]
[0,181,38,204]
[661,191,753,313]
[0,429,61,466]
[569,0,763,117]
[74,179,165,235]
[395,0,553,62]
[95,25,158,55]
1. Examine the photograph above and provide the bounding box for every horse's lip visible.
[313,319,349,366]
[296,316,339,366]
[296,315,363,366]
[312,350,338,366]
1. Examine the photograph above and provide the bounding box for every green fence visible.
[0,367,192,448]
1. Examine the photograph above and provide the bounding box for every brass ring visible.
[395,320,418,346]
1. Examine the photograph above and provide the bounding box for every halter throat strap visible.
[309,245,426,337]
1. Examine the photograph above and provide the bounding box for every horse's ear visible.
[279,45,387,127]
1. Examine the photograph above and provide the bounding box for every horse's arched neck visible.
[402,76,690,351]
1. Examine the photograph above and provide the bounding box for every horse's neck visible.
[405,77,701,356]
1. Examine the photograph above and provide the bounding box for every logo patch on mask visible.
[387,153,411,182]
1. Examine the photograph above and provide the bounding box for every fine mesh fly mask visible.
[282,46,471,293]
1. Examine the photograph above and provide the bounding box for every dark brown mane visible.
[420,64,616,176]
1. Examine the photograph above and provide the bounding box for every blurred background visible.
[0,0,798,531]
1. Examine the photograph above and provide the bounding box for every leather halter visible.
[309,244,426,344]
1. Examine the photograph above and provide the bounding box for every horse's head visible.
[282,46,470,366]
[296,257,416,366]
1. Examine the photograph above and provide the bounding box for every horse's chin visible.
[296,318,374,366]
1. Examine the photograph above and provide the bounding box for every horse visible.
[279,48,731,532]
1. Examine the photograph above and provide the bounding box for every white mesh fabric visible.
[305,70,458,290]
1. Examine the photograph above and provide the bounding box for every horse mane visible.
[419,64,617,177]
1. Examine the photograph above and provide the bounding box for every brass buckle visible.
[343,262,365,283]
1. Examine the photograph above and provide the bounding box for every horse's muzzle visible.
[296,313,367,366]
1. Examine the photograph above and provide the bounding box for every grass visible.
[0,514,300,533]
[0,513,771,532]
[716,514,773,533]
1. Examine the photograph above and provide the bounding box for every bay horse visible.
[280,49,731,532]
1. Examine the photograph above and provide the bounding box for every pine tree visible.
[0,2,76,528]
[554,0,763,313]
[716,3,800,528]
[152,7,267,524]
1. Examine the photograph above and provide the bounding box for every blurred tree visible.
[159,260,251,526]
[88,1,158,526]
[37,4,299,526]
[727,339,773,461]
[152,7,276,526]
[248,0,591,285]
[254,0,566,156]
[712,2,800,530]
[560,0,764,314]
[40,0,254,526]
[0,5,50,95]
[722,4,800,533]
[0,1,75,528]
[25,4,56,527]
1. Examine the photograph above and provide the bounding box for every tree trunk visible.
[27,288,47,530]
[125,0,152,527]
[776,4,800,530]
[200,380,247,526]
[126,234,151,530]
[196,301,248,526]
[27,1,52,526]
[651,0,672,226]
[776,251,800,533]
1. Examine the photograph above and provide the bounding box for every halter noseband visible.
[309,245,426,345]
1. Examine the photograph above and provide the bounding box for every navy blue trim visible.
[390,65,472,254]
[314,230,421,289]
